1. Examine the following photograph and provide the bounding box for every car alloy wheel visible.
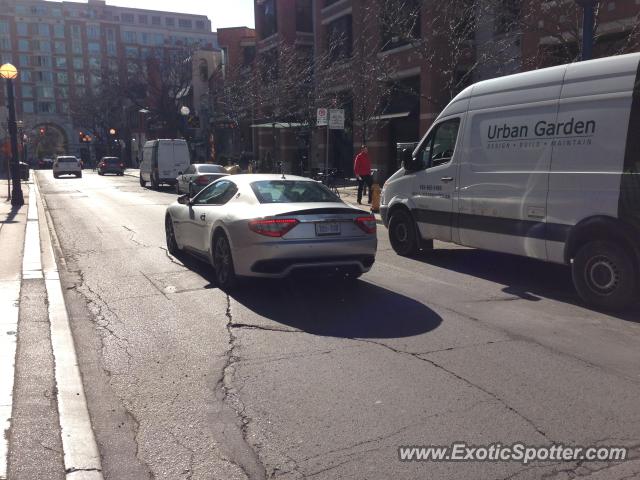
[165,215,179,255]
[213,234,237,290]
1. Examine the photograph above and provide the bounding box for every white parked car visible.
[53,156,82,178]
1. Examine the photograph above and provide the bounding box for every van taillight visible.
[249,218,299,237]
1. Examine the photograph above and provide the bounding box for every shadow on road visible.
[415,247,640,323]
[174,252,442,338]
[231,278,443,339]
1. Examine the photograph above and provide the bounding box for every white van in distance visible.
[139,139,190,189]
[381,53,640,310]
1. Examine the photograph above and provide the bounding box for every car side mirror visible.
[401,149,419,171]
[178,194,191,205]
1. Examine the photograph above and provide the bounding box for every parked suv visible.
[98,157,125,176]
[53,156,82,178]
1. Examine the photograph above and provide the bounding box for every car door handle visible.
[441,176,454,183]
[200,213,206,221]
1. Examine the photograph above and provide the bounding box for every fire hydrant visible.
[370,183,381,213]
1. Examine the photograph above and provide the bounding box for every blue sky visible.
[72,0,255,31]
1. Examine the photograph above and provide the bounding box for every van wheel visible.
[389,209,419,257]
[572,241,638,311]
[140,175,147,188]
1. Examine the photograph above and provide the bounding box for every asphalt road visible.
[36,169,640,480]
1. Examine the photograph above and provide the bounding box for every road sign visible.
[329,109,345,130]
[317,108,328,126]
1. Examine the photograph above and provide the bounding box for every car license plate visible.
[315,222,341,236]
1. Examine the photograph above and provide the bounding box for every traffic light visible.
[39,127,46,136]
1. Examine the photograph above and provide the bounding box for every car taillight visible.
[195,175,210,185]
[354,215,377,234]
[248,218,299,238]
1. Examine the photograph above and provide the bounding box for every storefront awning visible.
[370,111,411,121]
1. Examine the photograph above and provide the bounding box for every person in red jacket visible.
[353,145,373,204]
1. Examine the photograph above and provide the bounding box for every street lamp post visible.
[1,63,24,206]
[576,0,596,61]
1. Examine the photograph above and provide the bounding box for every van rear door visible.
[172,141,191,175]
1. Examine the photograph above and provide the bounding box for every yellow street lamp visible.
[0,63,18,80]
[0,63,23,205]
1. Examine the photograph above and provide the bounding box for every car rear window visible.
[250,180,340,204]
[106,158,120,164]
[58,157,77,162]
[197,165,226,173]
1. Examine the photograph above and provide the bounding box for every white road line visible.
[0,279,20,480]
[33,180,104,479]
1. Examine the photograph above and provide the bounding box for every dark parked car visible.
[37,158,53,169]
[98,157,125,176]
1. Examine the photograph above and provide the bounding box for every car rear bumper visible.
[54,170,81,175]
[233,236,377,278]
[100,168,124,174]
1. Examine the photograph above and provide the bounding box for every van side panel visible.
[456,66,566,260]
[618,59,640,241]
[546,56,639,263]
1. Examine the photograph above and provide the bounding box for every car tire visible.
[140,175,147,188]
[53,174,58,179]
[213,233,238,290]
[389,209,419,257]
[165,215,181,256]
[572,240,638,311]
[77,172,82,178]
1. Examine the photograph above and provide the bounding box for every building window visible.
[178,19,193,29]
[35,55,52,67]
[58,86,68,98]
[0,36,11,50]
[0,20,9,34]
[71,25,81,37]
[37,86,55,98]
[87,25,100,39]
[107,41,117,56]
[55,56,67,68]
[89,57,101,70]
[139,15,148,24]
[17,23,28,36]
[381,0,421,51]
[38,102,55,113]
[16,5,29,15]
[494,0,520,35]
[51,7,63,17]
[242,45,256,66]
[57,72,68,84]
[166,17,175,27]
[23,101,35,113]
[296,0,313,32]
[54,24,65,38]
[152,16,161,26]
[196,20,205,30]
[21,70,32,81]
[75,73,85,85]
[54,41,66,54]
[19,54,30,67]
[73,57,83,69]
[18,39,30,52]
[88,42,100,55]
[74,86,86,97]
[122,13,134,23]
[72,39,83,54]
[35,40,52,52]
[35,71,53,83]
[327,15,352,61]
[21,85,34,97]
[60,102,69,113]
[108,58,118,71]
[31,5,48,16]
[122,30,137,43]
[125,46,139,58]
[259,0,278,38]
[38,24,50,36]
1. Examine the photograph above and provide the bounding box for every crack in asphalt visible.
[160,246,187,268]
[122,225,152,248]
[229,323,302,334]
[215,294,267,480]
[351,338,551,442]
[167,429,195,480]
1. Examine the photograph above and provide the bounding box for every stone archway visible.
[31,122,68,159]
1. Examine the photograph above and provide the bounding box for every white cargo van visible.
[139,139,191,189]
[381,53,640,310]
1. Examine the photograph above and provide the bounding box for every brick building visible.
[0,0,217,164]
